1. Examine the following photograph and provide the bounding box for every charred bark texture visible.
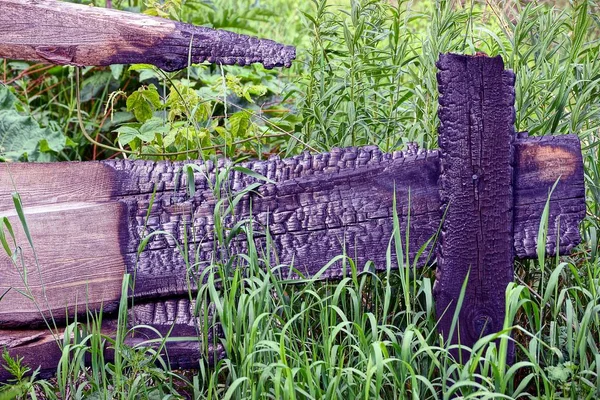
[434,53,516,360]
[0,0,295,71]
[0,138,586,379]
[0,57,586,381]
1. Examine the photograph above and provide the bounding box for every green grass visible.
[1,0,600,398]
[1,190,599,398]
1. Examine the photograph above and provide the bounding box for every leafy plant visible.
[0,84,66,161]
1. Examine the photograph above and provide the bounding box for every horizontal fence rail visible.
[0,134,586,379]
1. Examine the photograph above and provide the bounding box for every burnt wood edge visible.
[0,134,583,380]
[118,134,585,299]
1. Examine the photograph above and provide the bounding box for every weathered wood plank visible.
[0,297,224,381]
[0,138,585,329]
[0,202,126,328]
[513,134,586,257]
[0,0,295,71]
[434,54,515,358]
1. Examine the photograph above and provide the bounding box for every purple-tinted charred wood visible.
[0,0,296,71]
[0,138,586,380]
[434,53,516,360]
[0,137,585,329]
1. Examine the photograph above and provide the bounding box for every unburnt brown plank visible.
[513,134,586,257]
[0,0,295,71]
[0,162,120,210]
[434,54,515,358]
[0,138,586,380]
[0,202,126,327]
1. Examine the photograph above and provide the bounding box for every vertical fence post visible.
[434,53,515,360]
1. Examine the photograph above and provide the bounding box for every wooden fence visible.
[0,0,586,380]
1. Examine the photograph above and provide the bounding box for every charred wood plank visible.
[0,0,295,71]
[513,134,585,257]
[434,53,516,359]
[0,297,223,381]
[0,138,585,330]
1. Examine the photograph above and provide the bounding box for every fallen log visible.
[0,0,295,71]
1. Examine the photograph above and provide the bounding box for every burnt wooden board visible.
[0,0,295,71]
[435,54,513,359]
[0,137,585,329]
[0,298,224,381]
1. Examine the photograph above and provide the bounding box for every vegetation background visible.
[0,0,599,398]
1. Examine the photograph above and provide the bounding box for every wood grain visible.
[513,134,585,257]
[0,202,126,327]
[434,53,516,359]
[0,0,295,71]
[0,162,126,327]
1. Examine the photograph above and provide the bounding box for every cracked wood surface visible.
[0,0,295,71]
[0,138,585,331]
[434,53,516,359]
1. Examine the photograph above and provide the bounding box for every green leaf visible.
[166,82,205,122]
[110,64,124,80]
[129,64,161,82]
[0,85,66,161]
[138,118,170,142]
[0,382,30,400]
[137,130,157,143]
[140,118,170,135]
[115,126,141,146]
[546,364,572,383]
[228,110,252,139]
[0,84,16,109]
[162,128,179,148]
[80,71,113,102]
[126,85,162,123]
[129,64,156,71]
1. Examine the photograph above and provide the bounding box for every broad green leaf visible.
[163,129,179,148]
[110,64,125,80]
[546,364,572,383]
[115,126,141,146]
[0,85,66,161]
[80,71,113,102]
[228,110,252,139]
[126,84,162,123]
[138,118,170,142]
[0,84,16,109]
[140,118,170,135]
[166,82,205,122]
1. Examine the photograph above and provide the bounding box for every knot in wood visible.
[470,310,494,338]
